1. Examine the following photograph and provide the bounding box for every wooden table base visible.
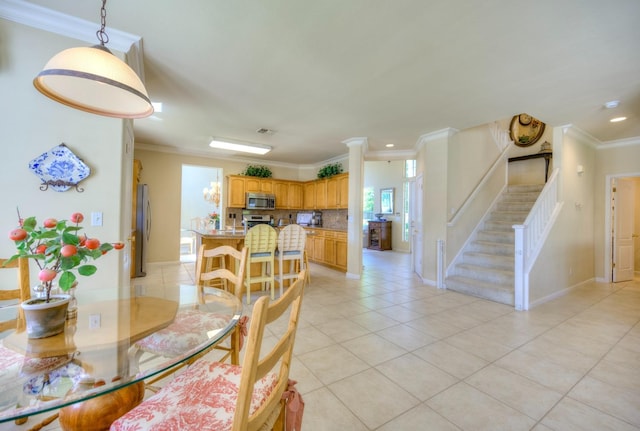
[58,381,145,431]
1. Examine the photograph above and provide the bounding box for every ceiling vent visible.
[256,128,274,135]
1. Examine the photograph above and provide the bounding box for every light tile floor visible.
[5,249,640,430]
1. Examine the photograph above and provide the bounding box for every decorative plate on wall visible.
[509,113,546,147]
[28,143,91,192]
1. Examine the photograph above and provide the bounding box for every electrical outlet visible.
[91,212,103,226]
[89,313,101,329]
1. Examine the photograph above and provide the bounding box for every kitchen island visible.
[194,226,348,277]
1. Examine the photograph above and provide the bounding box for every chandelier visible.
[203,177,221,206]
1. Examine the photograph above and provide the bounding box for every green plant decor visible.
[317,162,343,178]
[242,164,272,178]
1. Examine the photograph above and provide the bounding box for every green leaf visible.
[62,231,80,245]
[77,265,97,276]
[22,217,37,230]
[58,271,76,291]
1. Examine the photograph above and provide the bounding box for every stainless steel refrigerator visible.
[135,184,151,277]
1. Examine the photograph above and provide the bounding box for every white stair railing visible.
[513,169,562,310]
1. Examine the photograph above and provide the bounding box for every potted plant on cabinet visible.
[5,212,124,338]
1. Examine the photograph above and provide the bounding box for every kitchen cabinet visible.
[338,174,349,208]
[288,182,303,209]
[274,181,289,209]
[273,180,303,209]
[315,179,327,209]
[303,182,315,209]
[227,176,246,208]
[326,173,349,209]
[226,174,348,210]
[335,232,347,268]
[245,177,272,193]
[305,228,347,271]
[367,221,392,251]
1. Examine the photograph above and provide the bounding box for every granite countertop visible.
[193,229,246,238]
[193,225,347,238]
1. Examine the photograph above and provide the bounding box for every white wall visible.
[0,20,129,290]
[529,126,596,304]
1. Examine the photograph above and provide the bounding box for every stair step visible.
[488,211,529,223]
[463,251,513,270]
[484,220,516,232]
[469,240,514,256]
[445,275,514,305]
[477,230,514,243]
[496,201,535,212]
[507,184,544,193]
[454,263,513,284]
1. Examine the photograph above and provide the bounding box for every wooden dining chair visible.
[244,224,277,304]
[131,245,248,385]
[274,224,307,296]
[0,257,31,334]
[111,271,306,431]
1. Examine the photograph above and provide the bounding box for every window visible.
[363,187,374,229]
[403,160,415,242]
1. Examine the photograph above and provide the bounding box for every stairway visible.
[445,184,543,305]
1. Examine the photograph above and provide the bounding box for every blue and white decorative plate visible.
[28,144,91,192]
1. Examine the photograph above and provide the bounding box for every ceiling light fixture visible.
[610,116,627,123]
[33,0,153,119]
[385,144,395,148]
[209,139,272,155]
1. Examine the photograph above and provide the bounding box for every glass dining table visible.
[0,283,242,429]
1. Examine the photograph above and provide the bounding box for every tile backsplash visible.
[225,208,348,230]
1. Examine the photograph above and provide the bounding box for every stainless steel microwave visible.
[246,192,275,210]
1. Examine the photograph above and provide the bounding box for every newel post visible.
[513,224,527,310]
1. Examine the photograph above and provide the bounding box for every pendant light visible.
[33,0,153,119]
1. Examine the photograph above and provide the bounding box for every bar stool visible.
[243,224,277,304]
[274,224,307,296]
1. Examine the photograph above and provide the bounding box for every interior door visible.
[612,178,635,282]
[411,175,423,277]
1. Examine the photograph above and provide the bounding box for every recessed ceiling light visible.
[385,144,394,148]
[209,138,271,155]
[610,116,627,123]
[604,100,620,109]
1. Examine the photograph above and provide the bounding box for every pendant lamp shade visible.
[33,45,153,119]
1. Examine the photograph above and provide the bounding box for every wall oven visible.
[245,193,275,210]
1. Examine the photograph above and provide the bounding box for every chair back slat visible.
[195,245,248,302]
[233,271,305,431]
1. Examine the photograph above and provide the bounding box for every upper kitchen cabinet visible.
[288,182,303,209]
[326,173,349,209]
[227,174,347,210]
[315,179,327,209]
[227,175,246,208]
[303,181,316,209]
[245,177,272,193]
[274,180,303,209]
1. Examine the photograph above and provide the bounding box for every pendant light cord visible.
[96,0,109,46]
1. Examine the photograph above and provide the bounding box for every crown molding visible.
[598,136,640,149]
[0,0,144,72]
[415,128,459,150]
